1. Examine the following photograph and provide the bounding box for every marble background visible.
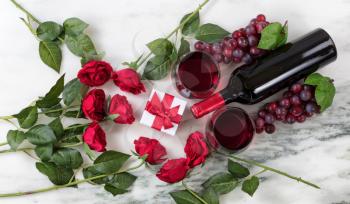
[0,0,349,203]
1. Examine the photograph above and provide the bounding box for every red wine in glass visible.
[206,107,254,153]
[172,51,220,99]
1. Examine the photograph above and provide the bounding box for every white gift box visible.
[140,89,187,136]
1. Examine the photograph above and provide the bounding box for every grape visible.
[194,41,204,50]
[265,114,275,124]
[233,49,244,58]
[255,118,265,128]
[290,83,303,94]
[258,110,267,118]
[300,90,312,101]
[290,105,303,117]
[212,43,222,54]
[242,54,253,64]
[290,95,301,106]
[255,81,320,134]
[247,35,258,47]
[194,14,270,65]
[296,114,306,123]
[265,124,276,134]
[213,54,223,63]
[285,114,295,124]
[256,14,266,22]
[245,25,257,35]
[223,48,233,58]
[305,102,317,113]
[238,37,249,48]
[279,98,291,108]
[266,102,278,113]
[250,47,261,56]
[275,107,287,116]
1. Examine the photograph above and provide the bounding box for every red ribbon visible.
[145,92,182,131]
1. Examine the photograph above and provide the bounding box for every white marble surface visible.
[0,0,349,203]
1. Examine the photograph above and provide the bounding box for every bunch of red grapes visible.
[194,14,269,64]
[255,83,321,134]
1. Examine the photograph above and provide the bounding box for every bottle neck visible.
[190,88,238,119]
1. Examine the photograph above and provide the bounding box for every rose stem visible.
[228,155,320,189]
[135,0,210,69]
[0,159,146,197]
[0,142,83,154]
[0,142,8,147]
[10,0,41,24]
[10,0,65,42]
[182,181,208,204]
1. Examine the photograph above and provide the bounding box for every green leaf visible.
[6,130,25,150]
[83,142,96,160]
[63,17,88,36]
[93,150,131,174]
[180,12,200,36]
[170,190,203,204]
[258,22,288,50]
[104,172,137,196]
[41,103,63,117]
[202,187,219,204]
[25,124,56,145]
[63,124,87,140]
[65,34,97,57]
[39,41,62,73]
[104,185,128,196]
[228,159,250,179]
[147,38,173,56]
[83,166,108,184]
[195,23,230,43]
[36,162,74,185]
[242,176,259,197]
[48,118,64,139]
[36,75,65,108]
[143,55,172,80]
[80,52,104,66]
[277,22,288,48]
[178,38,190,58]
[202,172,238,195]
[14,106,38,129]
[64,110,85,118]
[35,144,53,161]
[63,78,89,106]
[82,151,131,184]
[36,21,63,41]
[305,73,336,112]
[51,148,83,169]
[107,172,137,189]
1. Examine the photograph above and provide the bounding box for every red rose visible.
[108,94,135,124]
[156,158,189,183]
[134,137,167,165]
[112,68,146,95]
[184,131,209,168]
[78,60,113,86]
[82,89,106,121]
[83,122,106,152]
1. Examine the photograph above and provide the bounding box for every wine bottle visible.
[191,28,337,118]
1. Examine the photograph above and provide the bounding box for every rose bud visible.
[156,158,189,183]
[184,131,209,168]
[82,89,106,121]
[83,122,107,152]
[134,137,167,165]
[112,68,146,95]
[108,94,135,124]
[78,60,113,86]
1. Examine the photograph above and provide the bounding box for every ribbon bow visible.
[145,92,182,131]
